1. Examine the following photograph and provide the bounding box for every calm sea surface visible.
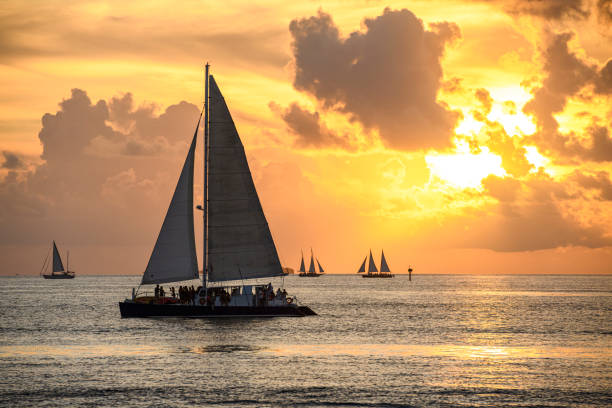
[0,274,610,407]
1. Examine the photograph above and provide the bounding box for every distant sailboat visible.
[41,241,75,279]
[357,249,394,278]
[119,64,316,317]
[299,248,325,277]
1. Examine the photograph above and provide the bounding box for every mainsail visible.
[308,249,315,273]
[141,118,200,285]
[380,250,390,272]
[357,256,366,273]
[316,258,324,273]
[207,76,284,282]
[52,241,64,272]
[299,251,306,273]
[367,250,378,273]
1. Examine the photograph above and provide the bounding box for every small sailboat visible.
[357,249,394,278]
[119,64,316,317]
[298,249,325,277]
[41,241,75,279]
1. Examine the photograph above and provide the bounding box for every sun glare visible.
[524,146,551,172]
[426,141,506,189]
[488,106,536,136]
[455,113,484,136]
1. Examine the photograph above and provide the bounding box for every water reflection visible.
[262,344,611,359]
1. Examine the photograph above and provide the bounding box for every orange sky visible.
[1,0,612,275]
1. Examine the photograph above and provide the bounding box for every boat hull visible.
[298,272,322,277]
[362,274,394,278]
[42,273,75,279]
[119,301,316,318]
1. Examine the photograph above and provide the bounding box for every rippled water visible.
[1,274,610,407]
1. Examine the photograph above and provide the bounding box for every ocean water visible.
[0,274,610,407]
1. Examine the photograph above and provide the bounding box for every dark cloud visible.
[572,170,612,200]
[598,0,612,23]
[524,33,612,162]
[0,88,201,247]
[594,59,612,94]
[1,151,25,170]
[504,0,590,20]
[271,102,354,150]
[289,8,460,150]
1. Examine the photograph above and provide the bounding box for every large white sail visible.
[207,76,284,282]
[367,250,378,273]
[52,241,64,272]
[380,250,391,272]
[141,119,200,285]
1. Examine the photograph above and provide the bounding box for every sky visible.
[1,0,612,275]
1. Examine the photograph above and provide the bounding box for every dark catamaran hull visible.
[298,273,322,277]
[362,274,394,278]
[42,274,75,279]
[119,301,317,318]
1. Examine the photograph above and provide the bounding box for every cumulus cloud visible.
[524,32,612,162]
[289,8,460,150]
[0,88,201,247]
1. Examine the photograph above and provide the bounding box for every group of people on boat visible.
[154,284,197,304]
[256,283,289,306]
[148,282,292,307]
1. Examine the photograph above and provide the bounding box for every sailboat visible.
[41,241,75,279]
[298,248,325,277]
[357,249,394,278]
[119,64,316,317]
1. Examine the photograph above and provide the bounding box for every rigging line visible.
[39,247,51,276]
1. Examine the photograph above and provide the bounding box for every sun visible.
[425,140,506,189]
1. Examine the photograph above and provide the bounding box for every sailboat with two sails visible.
[119,64,316,317]
[298,249,325,277]
[40,241,75,279]
[357,250,394,278]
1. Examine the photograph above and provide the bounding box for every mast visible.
[203,62,210,289]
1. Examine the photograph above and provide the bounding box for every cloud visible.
[594,59,612,94]
[461,173,612,251]
[289,8,460,150]
[597,0,612,23]
[504,0,590,20]
[1,151,25,169]
[271,102,355,150]
[572,170,612,200]
[523,32,612,162]
[0,88,201,246]
[0,8,288,72]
